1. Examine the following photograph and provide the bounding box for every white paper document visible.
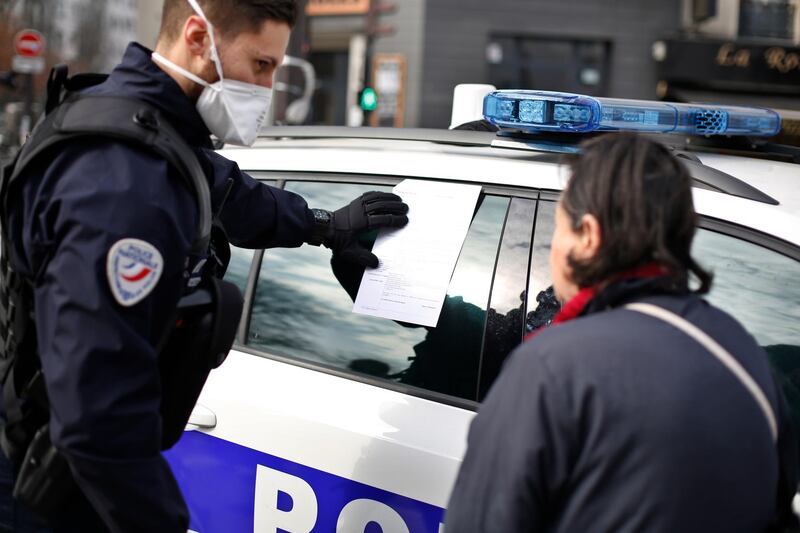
[353,179,482,327]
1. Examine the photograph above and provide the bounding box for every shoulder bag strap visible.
[624,301,800,529]
[624,302,777,442]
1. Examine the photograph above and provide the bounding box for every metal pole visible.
[363,2,376,126]
[19,0,41,142]
[271,0,309,124]
[19,72,32,142]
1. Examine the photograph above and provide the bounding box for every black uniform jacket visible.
[446,278,797,533]
[3,43,314,532]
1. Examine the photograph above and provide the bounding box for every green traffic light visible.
[360,87,378,111]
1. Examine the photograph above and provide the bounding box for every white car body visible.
[165,129,800,533]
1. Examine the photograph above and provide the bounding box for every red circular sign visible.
[14,30,45,58]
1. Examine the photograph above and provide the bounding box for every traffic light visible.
[359,87,378,112]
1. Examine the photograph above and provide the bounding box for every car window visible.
[246,180,509,401]
[224,247,254,296]
[519,213,800,362]
[693,229,800,428]
[525,201,560,335]
[478,197,537,400]
[475,200,560,397]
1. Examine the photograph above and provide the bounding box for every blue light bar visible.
[483,90,781,137]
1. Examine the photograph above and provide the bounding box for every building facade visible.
[658,0,800,113]
[307,0,685,128]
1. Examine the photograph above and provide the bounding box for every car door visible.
[164,175,539,533]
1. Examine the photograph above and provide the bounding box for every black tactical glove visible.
[310,191,409,268]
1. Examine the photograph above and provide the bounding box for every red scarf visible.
[524,263,668,342]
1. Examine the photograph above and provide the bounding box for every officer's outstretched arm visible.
[202,149,318,249]
[201,150,409,262]
[28,142,193,532]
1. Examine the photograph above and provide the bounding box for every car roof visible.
[220,127,800,249]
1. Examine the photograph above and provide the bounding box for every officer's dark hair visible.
[561,132,713,294]
[159,0,297,44]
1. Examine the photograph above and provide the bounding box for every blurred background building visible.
[1,0,799,155]
[656,0,800,113]
[308,0,800,128]
[307,0,683,128]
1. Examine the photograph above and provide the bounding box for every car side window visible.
[692,229,800,428]
[475,200,561,398]
[525,201,560,335]
[246,180,509,402]
[223,247,254,296]
[478,197,537,400]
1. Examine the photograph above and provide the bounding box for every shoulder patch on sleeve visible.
[107,238,164,307]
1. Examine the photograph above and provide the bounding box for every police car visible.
[164,88,800,532]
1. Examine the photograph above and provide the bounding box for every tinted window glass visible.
[247,181,508,401]
[693,229,800,427]
[479,198,537,399]
[224,247,254,296]
[525,201,560,335]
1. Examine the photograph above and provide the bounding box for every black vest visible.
[0,66,242,520]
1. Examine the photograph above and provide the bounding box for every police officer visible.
[0,0,408,531]
[445,133,798,532]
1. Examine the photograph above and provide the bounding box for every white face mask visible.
[151,0,272,146]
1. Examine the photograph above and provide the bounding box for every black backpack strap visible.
[5,94,211,255]
[45,66,69,115]
[46,65,108,116]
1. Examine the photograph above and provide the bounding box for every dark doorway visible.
[486,34,612,96]
[309,50,349,125]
